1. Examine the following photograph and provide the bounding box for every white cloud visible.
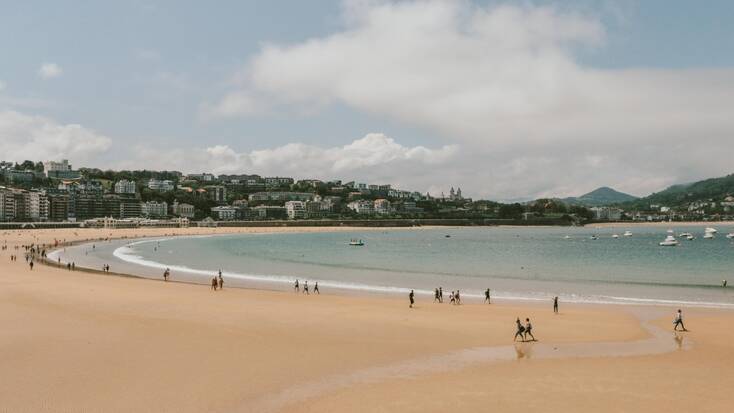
[0,110,112,162]
[205,1,734,199]
[38,63,63,79]
[118,133,457,190]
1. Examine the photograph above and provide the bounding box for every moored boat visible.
[659,235,679,246]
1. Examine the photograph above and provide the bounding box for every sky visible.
[1,0,734,201]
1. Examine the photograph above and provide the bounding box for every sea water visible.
[58,226,734,308]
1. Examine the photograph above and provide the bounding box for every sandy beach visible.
[2,227,733,412]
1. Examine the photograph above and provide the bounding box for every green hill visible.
[563,187,638,206]
[626,173,734,209]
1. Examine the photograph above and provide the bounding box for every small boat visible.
[686,234,695,240]
[590,235,598,240]
[703,232,715,239]
[349,239,365,246]
[623,230,633,237]
[563,235,571,239]
[659,235,679,246]
[445,234,451,238]
[612,234,619,239]
[726,233,734,239]
[667,229,674,234]
[679,232,693,238]
[705,227,718,234]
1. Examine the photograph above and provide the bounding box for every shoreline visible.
[46,227,734,310]
[3,226,734,411]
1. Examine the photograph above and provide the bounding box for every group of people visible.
[211,270,224,290]
[431,287,470,305]
[294,279,320,295]
[514,317,536,342]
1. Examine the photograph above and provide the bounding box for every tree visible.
[498,203,524,219]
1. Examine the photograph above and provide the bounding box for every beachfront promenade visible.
[2,226,733,412]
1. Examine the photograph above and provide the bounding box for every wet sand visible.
[1,227,733,412]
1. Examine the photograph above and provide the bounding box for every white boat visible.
[679,232,693,238]
[667,229,674,234]
[686,234,695,240]
[623,230,633,237]
[612,234,619,239]
[563,235,571,239]
[659,235,679,246]
[590,235,598,240]
[726,233,734,239]
[705,227,718,234]
[703,232,715,239]
[349,239,365,246]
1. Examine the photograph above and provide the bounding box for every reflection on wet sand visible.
[248,308,691,412]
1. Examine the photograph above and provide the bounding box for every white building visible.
[171,200,195,218]
[373,199,391,214]
[43,159,71,176]
[141,201,168,218]
[590,207,623,220]
[187,173,216,182]
[24,190,49,221]
[210,206,237,221]
[347,200,374,215]
[285,201,307,219]
[114,180,137,194]
[148,179,175,192]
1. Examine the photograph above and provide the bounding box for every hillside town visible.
[1,159,733,226]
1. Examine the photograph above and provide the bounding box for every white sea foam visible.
[108,238,734,310]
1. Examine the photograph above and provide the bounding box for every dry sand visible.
[1,227,732,412]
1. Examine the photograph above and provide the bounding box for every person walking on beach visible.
[409,289,415,308]
[294,279,300,293]
[303,281,309,295]
[514,317,526,342]
[439,287,443,303]
[524,318,536,341]
[163,268,170,281]
[211,276,218,291]
[553,296,559,314]
[218,274,224,290]
[724,280,728,288]
[484,288,491,304]
[314,282,320,294]
[673,309,687,331]
[434,288,441,303]
[29,260,34,270]
[455,290,461,305]
[449,291,456,305]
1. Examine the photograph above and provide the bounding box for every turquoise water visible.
[60,226,734,307]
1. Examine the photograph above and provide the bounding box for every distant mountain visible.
[562,187,638,206]
[625,173,734,208]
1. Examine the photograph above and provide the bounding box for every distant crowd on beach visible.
[294,279,320,295]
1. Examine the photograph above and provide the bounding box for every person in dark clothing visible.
[553,296,559,314]
[211,277,218,291]
[438,287,443,303]
[314,282,320,294]
[673,309,687,331]
[294,279,299,293]
[514,318,525,342]
[434,288,440,303]
[484,288,491,304]
[409,290,415,308]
